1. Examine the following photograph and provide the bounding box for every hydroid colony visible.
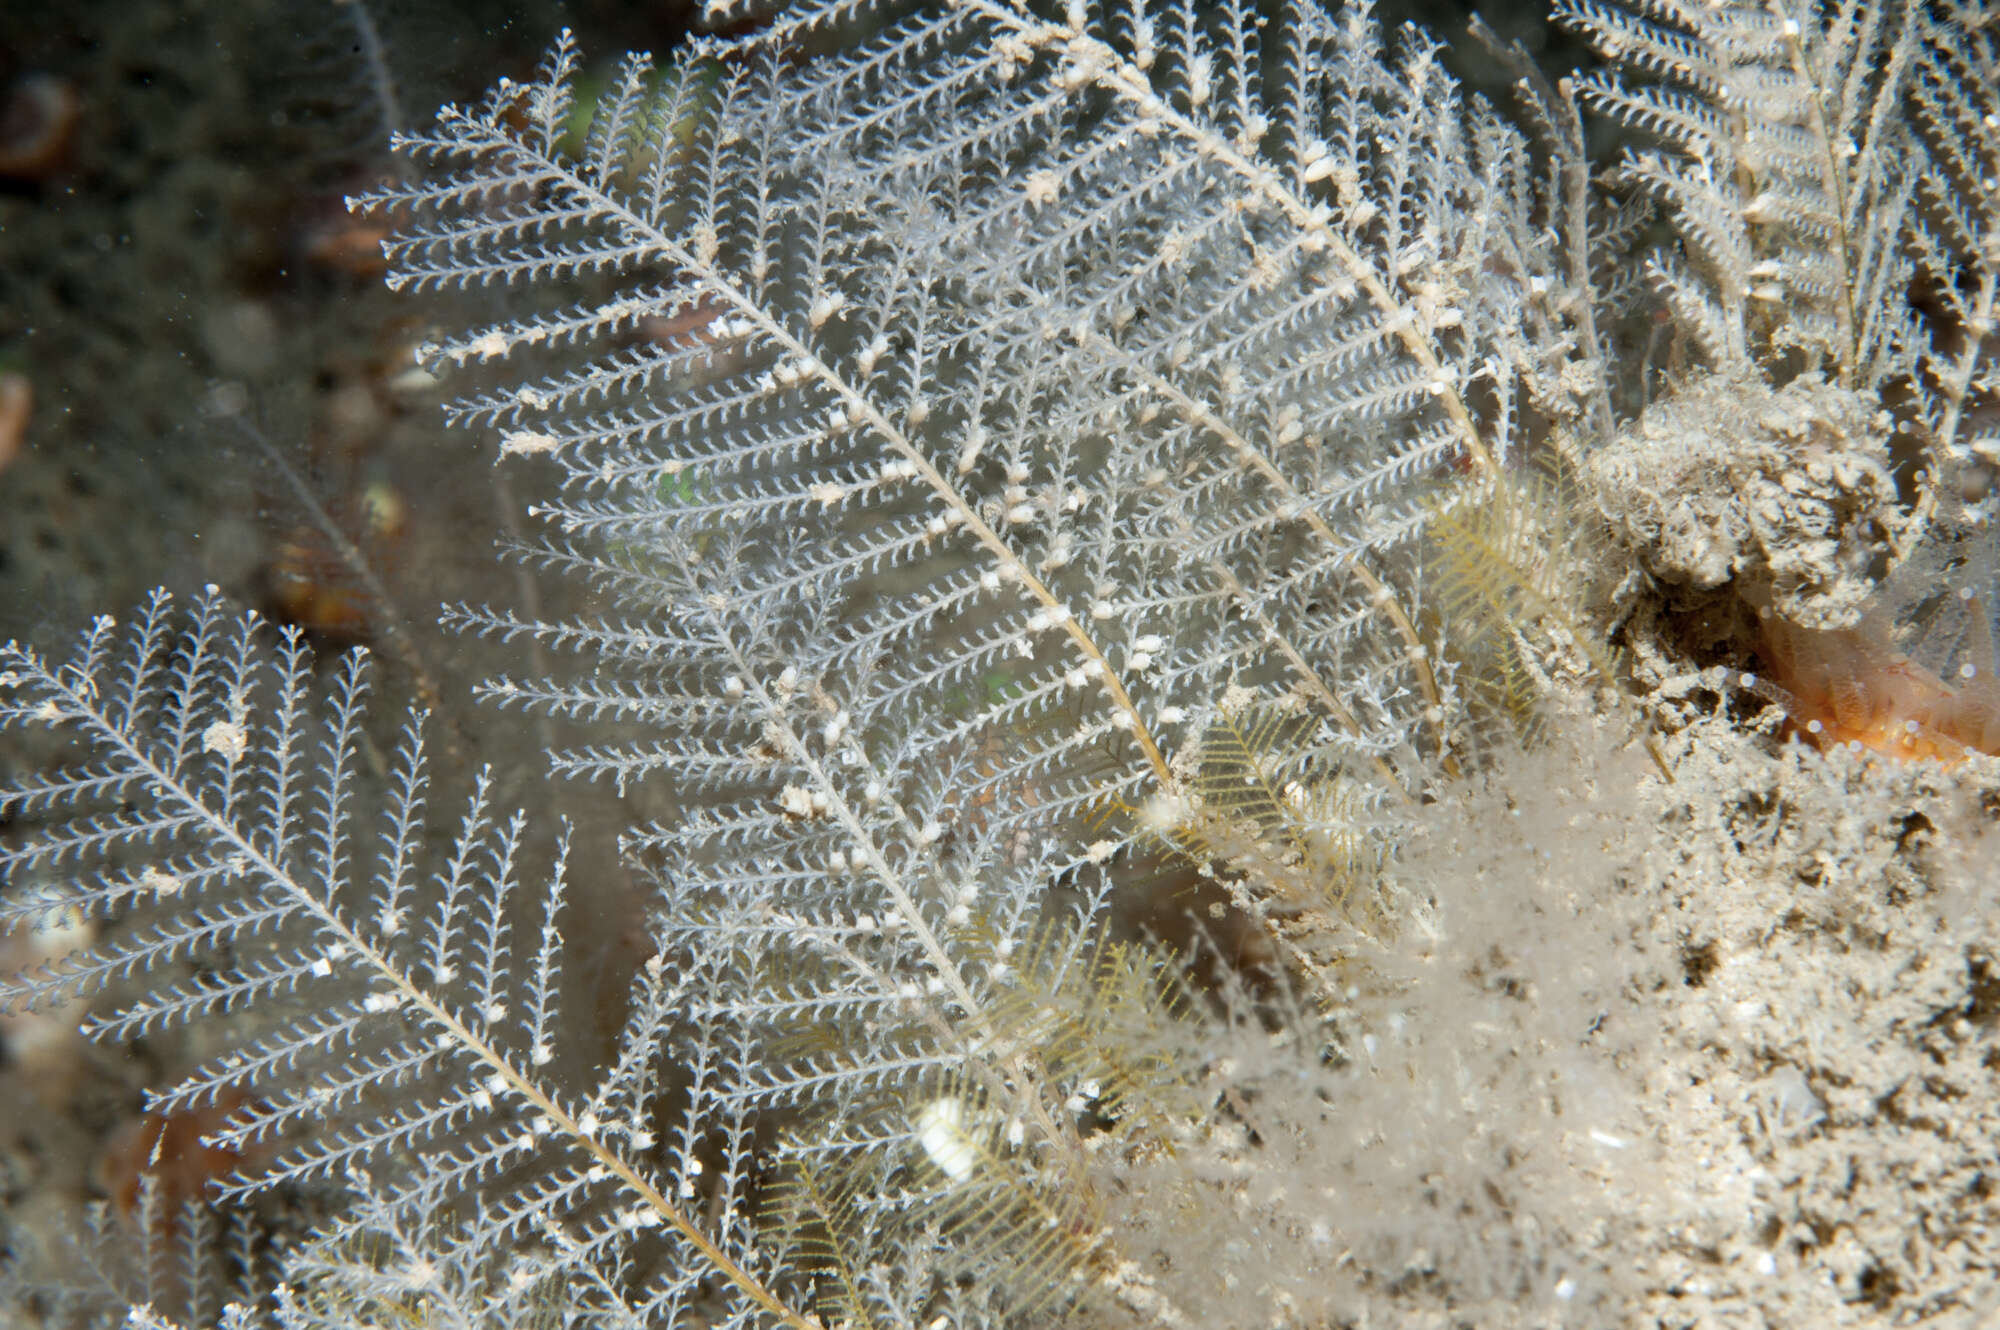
[2,0,1996,1325]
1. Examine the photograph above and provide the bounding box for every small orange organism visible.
[1754,611,2000,764]
[1749,496,2000,766]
